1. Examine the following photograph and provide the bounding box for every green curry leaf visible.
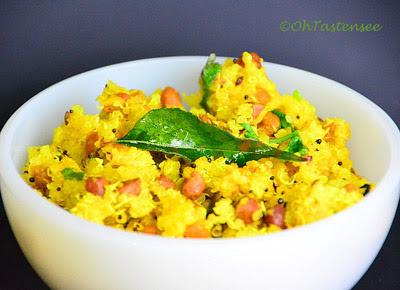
[116,108,305,166]
[61,168,85,181]
[200,54,222,112]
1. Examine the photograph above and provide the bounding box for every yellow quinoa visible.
[22,52,373,238]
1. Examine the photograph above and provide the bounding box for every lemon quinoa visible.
[22,52,372,238]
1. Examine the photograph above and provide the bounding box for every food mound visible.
[22,52,372,238]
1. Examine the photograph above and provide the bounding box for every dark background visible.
[1,1,399,289]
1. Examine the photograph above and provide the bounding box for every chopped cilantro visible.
[293,90,302,102]
[200,54,222,112]
[268,130,299,144]
[270,110,294,131]
[61,168,85,181]
[268,110,309,156]
[287,134,309,156]
[240,123,259,139]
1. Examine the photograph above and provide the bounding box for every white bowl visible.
[1,56,399,290]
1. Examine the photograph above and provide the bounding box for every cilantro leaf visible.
[240,123,259,139]
[287,134,309,156]
[268,110,309,156]
[61,168,85,181]
[270,110,294,131]
[293,90,302,102]
[268,130,300,144]
[200,54,222,112]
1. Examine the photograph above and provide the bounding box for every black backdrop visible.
[1,1,399,289]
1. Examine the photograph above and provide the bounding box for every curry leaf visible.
[200,54,222,112]
[116,108,305,166]
[61,168,85,181]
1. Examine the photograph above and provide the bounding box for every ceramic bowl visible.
[1,56,399,290]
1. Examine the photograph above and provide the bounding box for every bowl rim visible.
[1,55,400,246]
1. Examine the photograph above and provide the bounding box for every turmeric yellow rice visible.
[22,52,373,238]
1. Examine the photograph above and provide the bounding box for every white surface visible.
[0,56,399,290]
